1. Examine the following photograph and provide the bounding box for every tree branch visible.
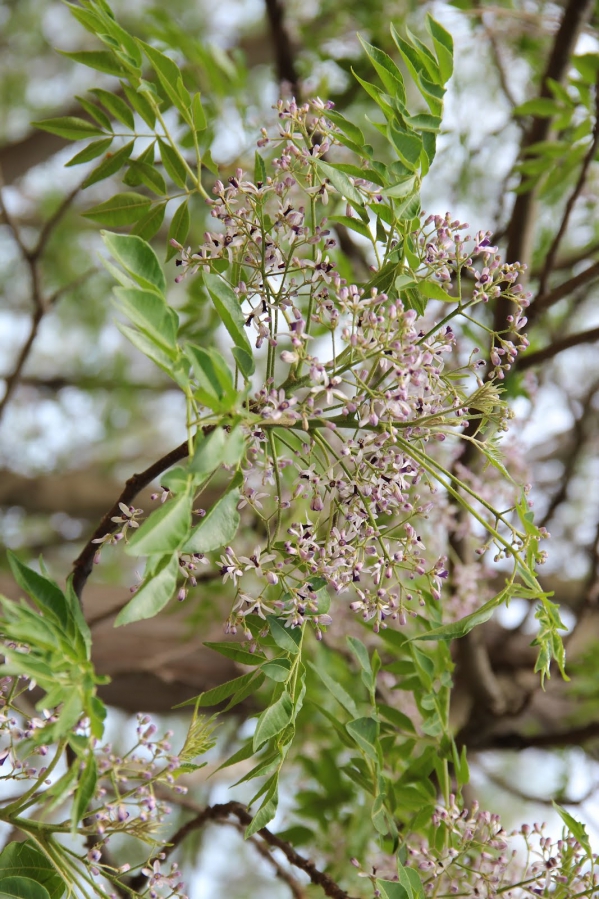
[534,70,599,305]
[154,800,358,899]
[264,0,299,95]
[517,325,599,370]
[493,0,594,335]
[71,439,191,600]
[525,260,599,321]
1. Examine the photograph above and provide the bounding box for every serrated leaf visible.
[65,138,114,167]
[32,116,106,140]
[0,876,51,899]
[181,483,241,553]
[82,139,134,188]
[7,552,69,630]
[102,230,166,294]
[307,661,359,718]
[58,49,125,77]
[316,160,364,205]
[0,842,63,899]
[90,88,135,130]
[203,273,254,365]
[126,489,192,555]
[266,616,301,655]
[131,201,167,241]
[71,753,97,831]
[83,192,151,226]
[166,199,190,260]
[253,691,293,750]
[114,553,179,626]
[158,138,188,188]
[204,642,267,666]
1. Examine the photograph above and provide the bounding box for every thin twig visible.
[71,438,192,599]
[528,261,599,320]
[155,800,358,899]
[479,763,599,807]
[517,325,599,370]
[230,819,307,899]
[534,71,599,303]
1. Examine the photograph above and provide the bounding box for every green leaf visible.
[261,659,292,682]
[347,636,372,674]
[117,323,185,384]
[329,215,372,242]
[232,346,254,380]
[316,160,364,205]
[245,793,278,838]
[514,97,564,117]
[192,93,207,130]
[417,280,456,303]
[81,139,134,188]
[75,96,113,132]
[166,199,190,261]
[0,877,51,899]
[358,36,406,101]
[552,802,593,864]
[388,124,422,171]
[253,691,294,750]
[114,553,179,626]
[113,287,177,353]
[139,42,191,118]
[65,138,114,167]
[186,344,236,409]
[126,162,167,196]
[176,671,256,708]
[397,861,425,899]
[324,110,365,146]
[158,138,188,188]
[307,661,359,718]
[182,483,241,554]
[126,489,192,555]
[411,588,509,642]
[7,552,69,629]
[58,49,125,77]
[90,88,135,130]
[83,192,151,226]
[427,15,454,84]
[102,230,166,295]
[254,151,267,185]
[378,703,416,734]
[32,117,106,140]
[204,273,254,365]
[71,753,97,831]
[204,642,267,666]
[189,427,225,477]
[131,202,167,241]
[122,84,156,128]
[0,843,63,899]
[267,616,301,655]
[346,716,379,760]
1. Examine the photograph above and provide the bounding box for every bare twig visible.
[230,819,307,899]
[71,438,192,599]
[155,800,358,899]
[534,71,599,304]
[518,325,599,370]
[479,762,599,807]
[527,260,599,321]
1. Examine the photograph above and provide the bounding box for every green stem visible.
[2,739,67,818]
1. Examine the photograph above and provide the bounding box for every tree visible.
[1,0,599,896]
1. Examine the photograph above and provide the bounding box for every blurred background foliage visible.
[2,0,599,894]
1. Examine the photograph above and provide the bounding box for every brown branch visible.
[493,0,594,335]
[479,763,599,807]
[0,306,45,419]
[457,629,507,717]
[527,260,599,320]
[534,71,599,304]
[156,800,358,899]
[517,325,599,370]
[71,439,191,600]
[230,820,307,899]
[539,381,599,528]
[264,0,299,95]
[492,719,599,750]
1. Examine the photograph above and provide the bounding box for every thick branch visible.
[518,325,599,370]
[264,0,299,94]
[71,439,190,599]
[527,260,599,320]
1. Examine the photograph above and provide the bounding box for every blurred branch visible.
[151,800,357,899]
[71,438,191,599]
[479,763,599,807]
[474,4,518,110]
[264,0,299,95]
[0,177,84,421]
[517,325,599,370]
[17,375,172,392]
[539,382,599,529]
[493,720,599,750]
[493,0,594,333]
[528,261,599,320]
[535,71,599,303]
